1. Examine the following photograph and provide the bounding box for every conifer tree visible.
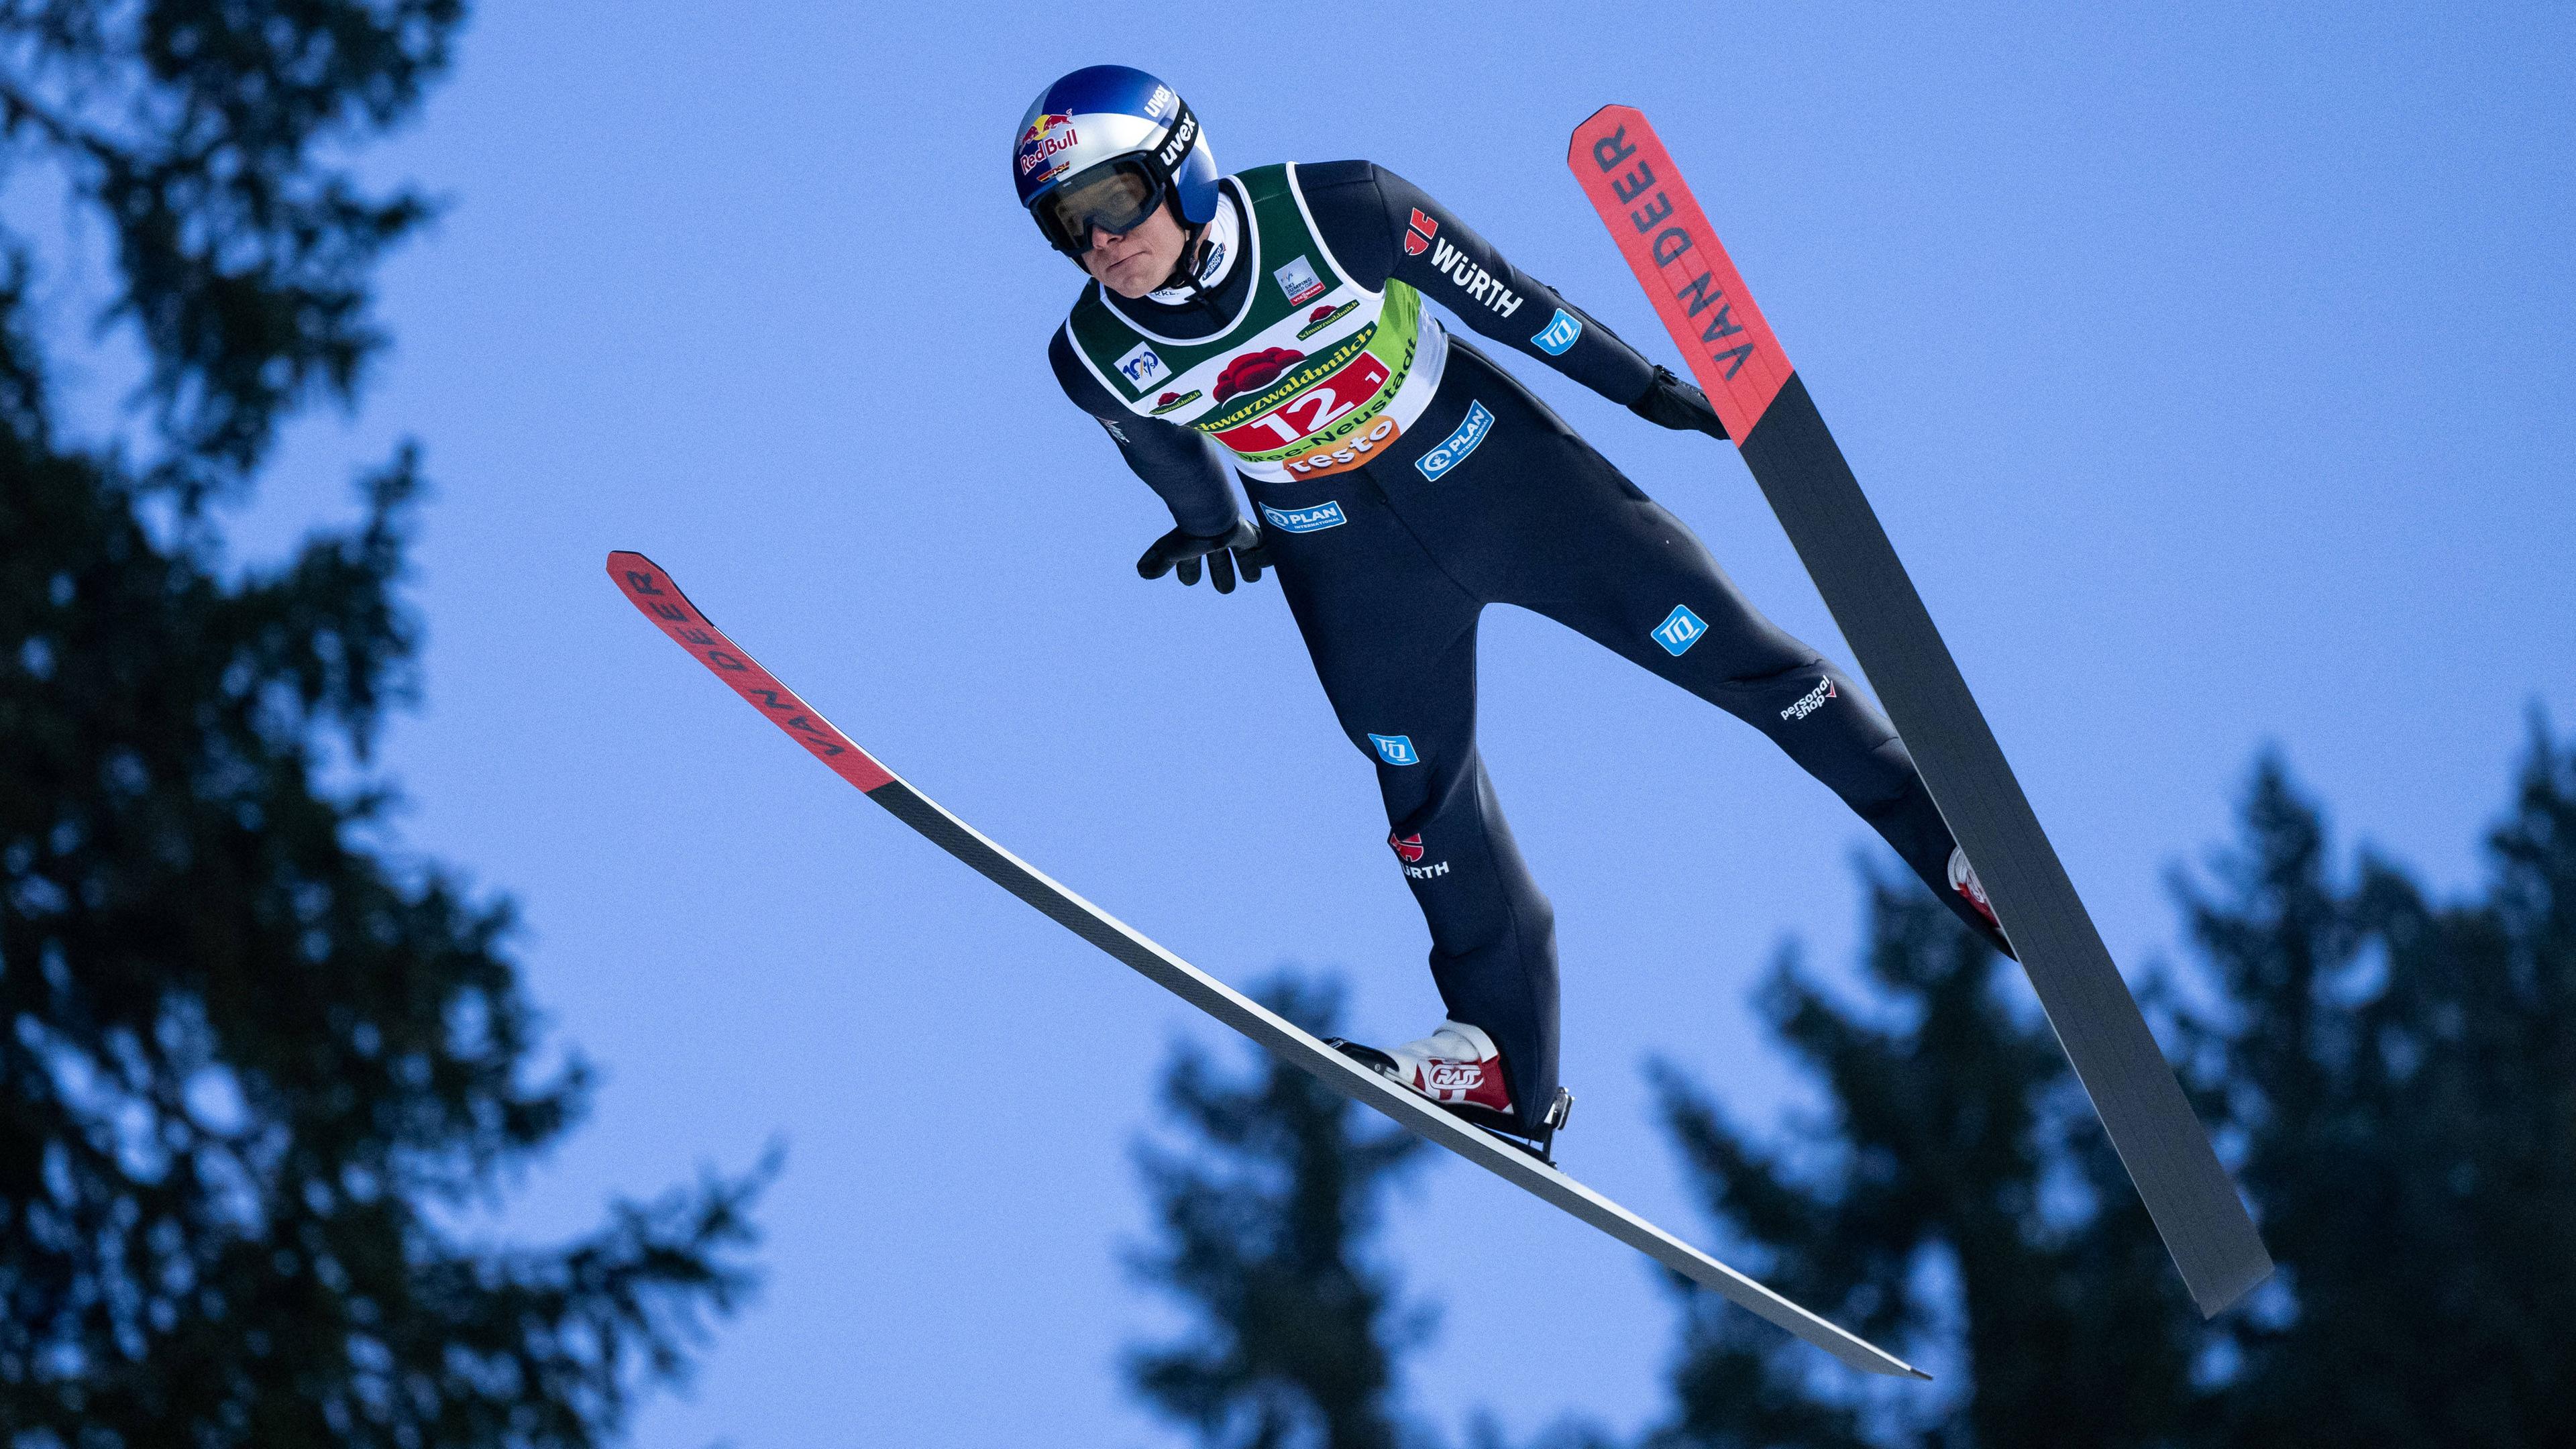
[1,5,763,1443]
[1647,876,2197,1449]
[1644,722,2576,1446]
[2178,724,2576,1447]
[1128,973,1432,1449]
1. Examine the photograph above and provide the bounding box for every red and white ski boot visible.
[1325,1020,1573,1161]
[1947,845,2016,957]
[1947,846,1996,928]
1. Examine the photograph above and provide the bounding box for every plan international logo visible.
[1260,501,1346,534]
[1413,400,1493,481]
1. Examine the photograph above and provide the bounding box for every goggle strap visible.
[1146,98,1197,184]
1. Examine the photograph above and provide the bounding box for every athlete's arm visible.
[1048,327,1242,537]
[1295,160,1660,409]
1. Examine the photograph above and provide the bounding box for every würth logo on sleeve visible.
[1404,207,1440,257]
[1389,830,1426,863]
[1425,234,1523,318]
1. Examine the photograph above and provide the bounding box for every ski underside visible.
[606,550,1925,1381]
[1567,107,2272,1318]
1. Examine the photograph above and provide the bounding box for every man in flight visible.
[1020,66,2007,1155]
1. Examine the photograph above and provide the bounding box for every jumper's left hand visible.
[1627,365,1729,441]
[1136,519,1271,594]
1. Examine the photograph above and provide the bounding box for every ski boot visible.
[1948,846,2016,958]
[1324,1020,1575,1164]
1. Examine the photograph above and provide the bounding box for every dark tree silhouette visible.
[1127,972,1433,1449]
[1646,875,2199,1449]
[1,4,764,1444]
[2176,722,2576,1448]
[1642,720,2576,1447]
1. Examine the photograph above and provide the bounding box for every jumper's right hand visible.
[1136,520,1269,595]
[1627,364,1729,441]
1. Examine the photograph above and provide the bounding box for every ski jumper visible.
[1051,162,1982,1129]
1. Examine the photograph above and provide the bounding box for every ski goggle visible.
[1033,158,1168,256]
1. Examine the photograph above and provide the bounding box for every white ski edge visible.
[606,551,1923,1381]
[877,771,1927,1381]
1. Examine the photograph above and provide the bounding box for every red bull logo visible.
[1017,112,1080,177]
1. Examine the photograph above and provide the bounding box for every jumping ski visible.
[1566,107,2271,1316]
[606,549,1929,1381]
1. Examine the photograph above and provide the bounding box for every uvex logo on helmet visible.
[1155,111,1198,170]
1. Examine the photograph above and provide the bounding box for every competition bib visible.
[1063,164,1450,482]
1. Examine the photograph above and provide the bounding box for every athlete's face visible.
[1081,203,1186,299]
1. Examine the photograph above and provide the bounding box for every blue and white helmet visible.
[1014,65,1218,258]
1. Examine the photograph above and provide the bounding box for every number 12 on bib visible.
[1566,105,2271,1318]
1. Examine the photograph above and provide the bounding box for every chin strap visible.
[1155,216,1232,321]
[1159,221,1208,292]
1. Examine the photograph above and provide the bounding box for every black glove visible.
[1627,364,1729,441]
[1136,519,1270,595]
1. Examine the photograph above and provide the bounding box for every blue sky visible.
[89,1,2573,1442]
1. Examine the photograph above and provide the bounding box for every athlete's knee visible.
[1721,650,1826,692]
[1683,649,1833,722]
[1348,724,1432,771]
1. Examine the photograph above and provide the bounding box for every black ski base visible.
[1738,374,2274,1315]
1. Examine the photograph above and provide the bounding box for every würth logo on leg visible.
[1390,829,1448,879]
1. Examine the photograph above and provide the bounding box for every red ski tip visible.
[605,551,898,795]
[1565,105,1794,441]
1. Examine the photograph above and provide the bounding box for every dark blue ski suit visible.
[1051,162,1985,1129]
